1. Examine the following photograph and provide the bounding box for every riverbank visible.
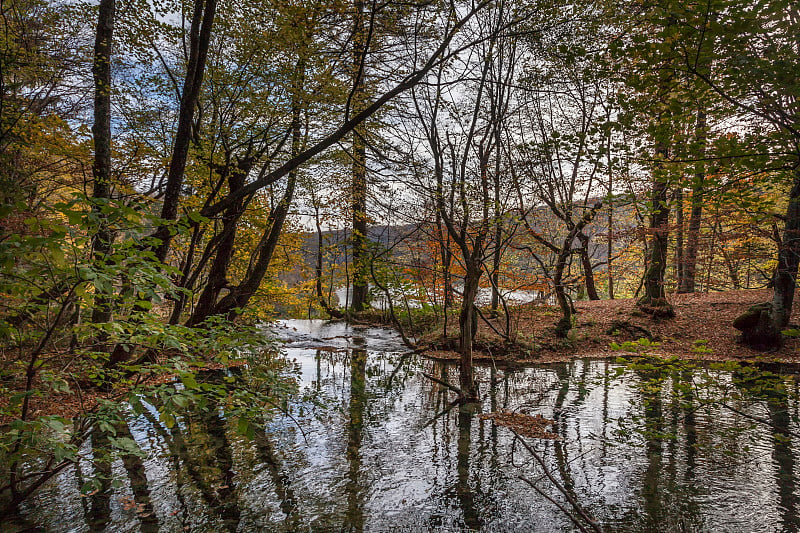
[412,289,800,364]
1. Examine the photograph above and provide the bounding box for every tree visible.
[398,1,521,402]
[647,0,800,346]
[349,0,370,313]
[89,0,116,330]
[511,18,613,336]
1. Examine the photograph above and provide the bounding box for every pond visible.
[11,320,800,532]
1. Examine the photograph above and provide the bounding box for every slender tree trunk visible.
[435,212,453,337]
[187,163,249,326]
[674,187,685,288]
[168,222,204,324]
[637,136,675,317]
[458,263,481,402]
[679,109,707,293]
[704,211,718,290]
[771,171,800,331]
[315,206,326,305]
[490,245,501,312]
[152,0,217,265]
[490,130,503,313]
[202,78,304,322]
[553,249,572,338]
[314,204,344,318]
[578,231,599,300]
[607,199,614,300]
[89,0,115,328]
[720,234,741,289]
[490,222,501,312]
[350,0,369,313]
[606,117,615,300]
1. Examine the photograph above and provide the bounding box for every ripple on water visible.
[17,320,800,532]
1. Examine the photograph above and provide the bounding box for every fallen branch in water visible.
[716,401,800,440]
[385,347,430,389]
[421,372,462,395]
[422,398,461,428]
[511,430,603,533]
[519,475,592,533]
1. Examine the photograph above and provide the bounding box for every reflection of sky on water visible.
[17,319,800,532]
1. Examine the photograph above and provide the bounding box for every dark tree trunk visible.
[152,0,217,265]
[578,231,599,301]
[607,203,614,300]
[606,120,615,300]
[678,109,707,294]
[350,0,369,314]
[674,187,684,288]
[553,249,572,338]
[436,211,453,337]
[208,174,297,322]
[201,90,303,322]
[490,129,503,313]
[314,204,344,318]
[765,171,800,332]
[168,222,204,324]
[490,224,501,312]
[637,138,675,317]
[89,0,115,328]
[186,163,249,326]
[458,264,481,403]
[734,172,800,348]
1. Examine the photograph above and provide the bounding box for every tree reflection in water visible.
[17,322,800,532]
[344,338,367,532]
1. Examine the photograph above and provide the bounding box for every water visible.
[12,320,800,532]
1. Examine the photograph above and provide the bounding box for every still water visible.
[15,320,800,532]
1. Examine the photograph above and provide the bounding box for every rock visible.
[733,302,772,331]
[733,302,780,349]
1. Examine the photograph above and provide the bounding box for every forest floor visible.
[419,289,800,365]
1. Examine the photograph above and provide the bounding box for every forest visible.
[1,0,800,530]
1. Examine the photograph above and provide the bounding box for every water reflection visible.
[345,339,367,532]
[16,319,800,532]
[456,406,480,530]
[85,425,111,531]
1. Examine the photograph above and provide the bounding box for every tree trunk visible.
[674,187,684,288]
[187,163,249,326]
[637,137,675,317]
[735,171,800,348]
[490,134,503,313]
[553,249,572,338]
[436,212,453,338]
[458,264,481,403]
[314,204,344,319]
[152,0,217,265]
[770,172,800,330]
[202,86,303,322]
[578,231,599,300]
[678,109,707,294]
[90,0,116,329]
[350,0,369,313]
[607,202,614,300]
